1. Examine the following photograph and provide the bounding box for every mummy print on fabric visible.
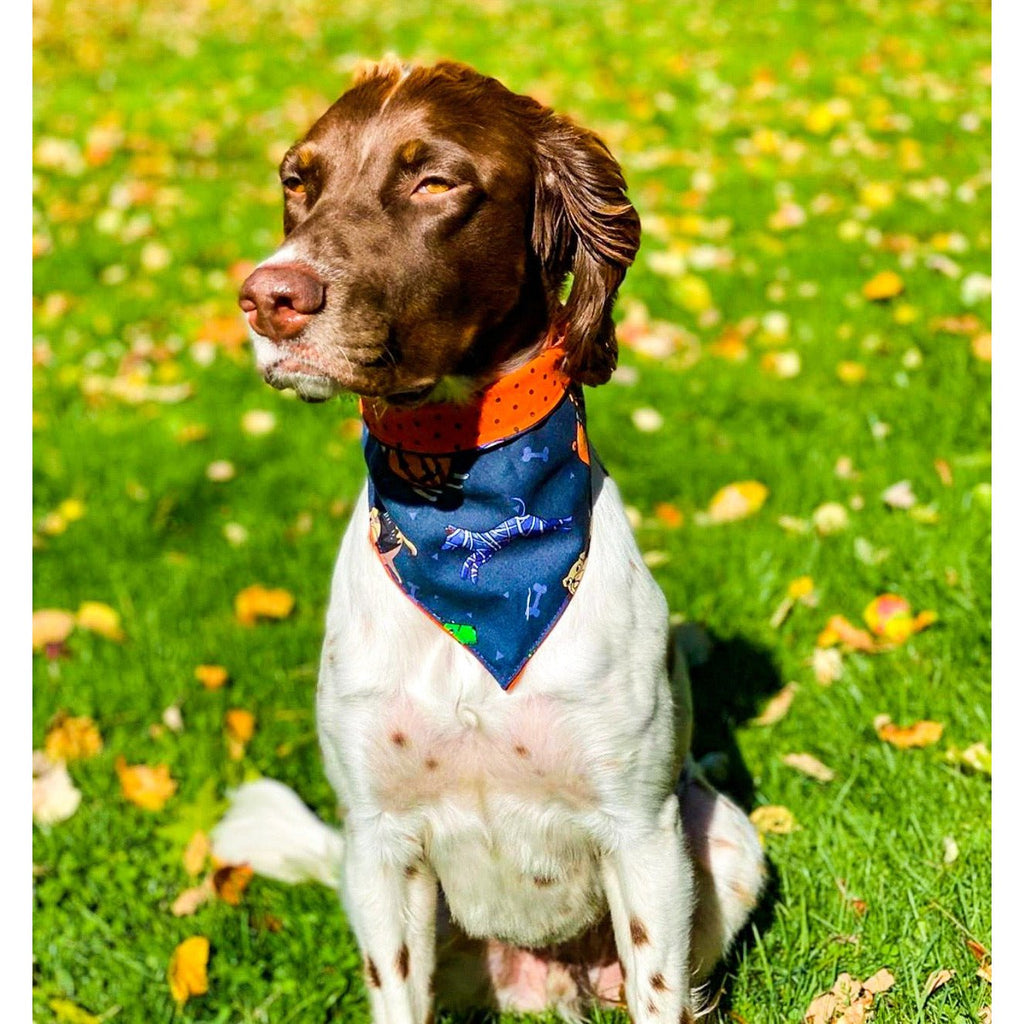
[361,353,593,689]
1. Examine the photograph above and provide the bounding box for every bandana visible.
[361,347,592,690]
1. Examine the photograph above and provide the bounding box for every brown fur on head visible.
[240,59,640,404]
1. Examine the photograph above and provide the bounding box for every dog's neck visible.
[361,341,570,456]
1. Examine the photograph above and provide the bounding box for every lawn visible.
[32,0,991,1021]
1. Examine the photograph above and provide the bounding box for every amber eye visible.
[414,178,452,195]
[282,175,306,195]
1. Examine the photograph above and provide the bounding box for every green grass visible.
[33,0,990,1021]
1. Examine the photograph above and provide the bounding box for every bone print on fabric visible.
[363,380,593,690]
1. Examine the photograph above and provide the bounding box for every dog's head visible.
[240,59,640,405]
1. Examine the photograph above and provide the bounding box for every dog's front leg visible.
[600,794,695,1023]
[341,823,437,1024]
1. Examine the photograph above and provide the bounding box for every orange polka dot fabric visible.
[361,346,571,454]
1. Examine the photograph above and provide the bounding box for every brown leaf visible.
[752,683,798,726]
[783,752,835,782]
[923,968,955,1000]
[33,609,75,651]
[212,863,254,905]
[171,879,213,917]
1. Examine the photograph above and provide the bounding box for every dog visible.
[213,58,765,1022]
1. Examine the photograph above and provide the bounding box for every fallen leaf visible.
[47,999,100,1024]
[783,752,835,782]
[863,969,895,994]
[837,361,868,384]
[234,585,295,626]
[168,935,209,1005]
[750,804,799,835]
[33,609,75,651]
[882,480,917,510]
[653,502,684,528]
[804,969,894,1024]
[976,963,991,984]
[705,481,769,524]
[945,742,991,776]
[863,594,915,642]
[212,863,254,905]
[45,713,103,762]
[942,836,960,864]
[241,409,277,436]
[75,601,125,641]
[874,715,944,749]
[115,756,177,811]
[183,830,210,876]
[225,708,256,760]
[923,968,955,1000]
[171,879,213,917]
[195,664,229,690]
[206,460,236,482]
[812,502,850,535]
[971,332,992,362]
[752,683,798,726]
[33,751,82,824]
[979,1006,991,1024]
[817,615,877,652]
[811,646,844,684]
[631,407,664,433]
[966,939,989,964]
[863,270,904,301]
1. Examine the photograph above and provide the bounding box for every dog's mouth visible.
[382,383,436,407]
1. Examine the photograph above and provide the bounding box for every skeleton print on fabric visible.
[362,361,593,690]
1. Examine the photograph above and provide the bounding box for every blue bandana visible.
[362,356,592,690]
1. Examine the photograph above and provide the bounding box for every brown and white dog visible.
[213,59,765,1022]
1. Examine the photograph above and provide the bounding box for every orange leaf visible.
[653,502,684,528]
[874,715,944,749]
[817,615,878,652]
[194,664,229,690]
[212,863,254,905]
[782,752,835,782]
[751,683,798,726]
[863,594,914,642]
[115,756,177,811]
[168,935,209,1005]
[225,709,255,743]
[234,585,295,626]
[44,714,103,762]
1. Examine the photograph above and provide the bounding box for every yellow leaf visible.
[234,585,295,626]
[945,742,992,776]
[750,804,799,835]
[862,270,905,301]
[225,709,255,743]
[33,609,75,651]
[45,714,103,762]
[837,361,868,384]
[195,664,229,690]
[874,716,944,749]
[706,481,769,524]
[76,601,125,641]
[168,935,209,1005]
[57,498,87,522]
[971,333,992,362]
[788,576,815,600]
[115,756,177,811]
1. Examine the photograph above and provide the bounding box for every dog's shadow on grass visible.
[680,625,784,1019]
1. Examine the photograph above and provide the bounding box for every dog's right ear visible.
[532,116,641,387]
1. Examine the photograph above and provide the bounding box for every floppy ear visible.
[532,117,641,386]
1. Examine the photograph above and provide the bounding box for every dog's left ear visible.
[532,117,641,386]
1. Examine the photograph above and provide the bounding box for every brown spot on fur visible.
[533,875,555,887]
[365,957,380,988]
[391,731,408,747]
[679,1009,695,1024]
[629,916,649,946]
[404,863,418,878]
[396,944,410,979]
[425,757,439,771]
[513,744,530,757]
[647,1000,659,1015]
[651,972,667,992]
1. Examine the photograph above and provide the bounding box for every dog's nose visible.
[238,263,326,340]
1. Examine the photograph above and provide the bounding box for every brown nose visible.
[238,263,325,340]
